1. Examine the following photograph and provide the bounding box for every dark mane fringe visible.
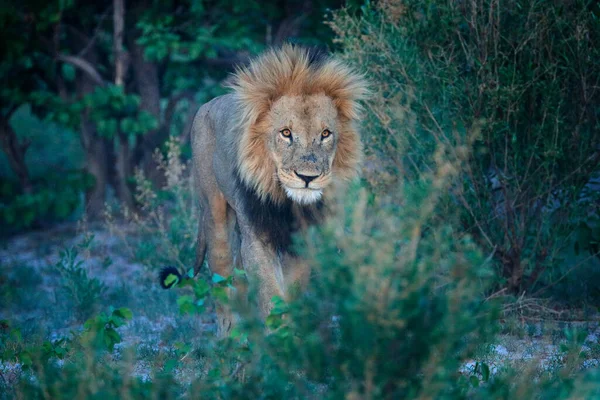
[235,173,324,254]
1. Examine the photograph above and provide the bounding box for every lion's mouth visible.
[283,187,323,205]
[277,170,329,204]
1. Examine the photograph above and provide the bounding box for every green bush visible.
[54,237,107,322]
[330,0,600,299]
[0,169,93,232]
[5,180,600,399]
[184,182,497,398]
[105,137,198,272]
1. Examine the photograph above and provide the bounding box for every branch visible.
[77,7,112,57]
[3,104,19,121]
[113,0,126,86]
[56,54,106,86]
[0,118,32,192]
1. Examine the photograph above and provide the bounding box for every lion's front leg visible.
[206,192,235,337]
[282,254,311,300]
[238,224,286,320]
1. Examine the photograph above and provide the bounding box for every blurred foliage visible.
[105,137,199,270]
[0,0,343,230]
[2,178,600,398]
[0,169,93,231]
[54,237,107,321]
[82,86,159,138]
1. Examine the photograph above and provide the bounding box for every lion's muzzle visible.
[294,171,320,187]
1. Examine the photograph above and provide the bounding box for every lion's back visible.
[190,94,241,204]
[190,94,237,150]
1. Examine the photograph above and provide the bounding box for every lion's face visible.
[231,45,367,205]
[266,94,338,204]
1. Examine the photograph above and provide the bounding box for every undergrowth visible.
[3,135,600,399]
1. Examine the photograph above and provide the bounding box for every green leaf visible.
[211,286,228,303]
[113,307,133,320]
[265,314,284,330]
[212,273,226,284]
[61,63,76,82]
[174,341,191,355]
[469,375,480,387]
[105,327,121,351]
[270,296,289,315]
[19,352,33,368]
[164,358,178,372]
[179,302,195,315]
[110,316,126,328]
[233,268,246,278]
[193,279,211,298]
[176,295,194,306]
[481,362,490,382]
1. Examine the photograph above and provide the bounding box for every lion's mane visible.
[226,45,369,203]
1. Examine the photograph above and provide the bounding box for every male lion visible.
[174,45,367,336]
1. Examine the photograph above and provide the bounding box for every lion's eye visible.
[281,129,292,139]
[321,129,332,139]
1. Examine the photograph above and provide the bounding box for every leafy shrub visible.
[80,307,133,353]
[0,308,163,400]
[159,183,600,399]
[54,237,107,321]
[0,169,93,232]
[3,125,600,400]
[329,0,600,299]
[189,184,497,398]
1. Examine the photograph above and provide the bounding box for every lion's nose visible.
[294,171,320,185]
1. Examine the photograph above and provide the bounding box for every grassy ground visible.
[0,222,215,389]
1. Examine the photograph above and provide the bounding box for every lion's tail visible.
[158,266,183,289]
[160,217,207,289]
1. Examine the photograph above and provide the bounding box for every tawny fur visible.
[189,45,368,336]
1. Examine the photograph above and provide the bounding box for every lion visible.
[163,45,368,336]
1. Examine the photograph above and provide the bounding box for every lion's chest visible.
[236,181,324,254]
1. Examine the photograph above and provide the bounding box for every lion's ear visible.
[310,59,370,121]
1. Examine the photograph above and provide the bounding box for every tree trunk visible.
[115,134,135,210]
[75,39,108,218]
[113,0,126,87]
[112,0,136,209]
[80,116,109,217]
[0,115,32,194]
[129,39,164,187]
